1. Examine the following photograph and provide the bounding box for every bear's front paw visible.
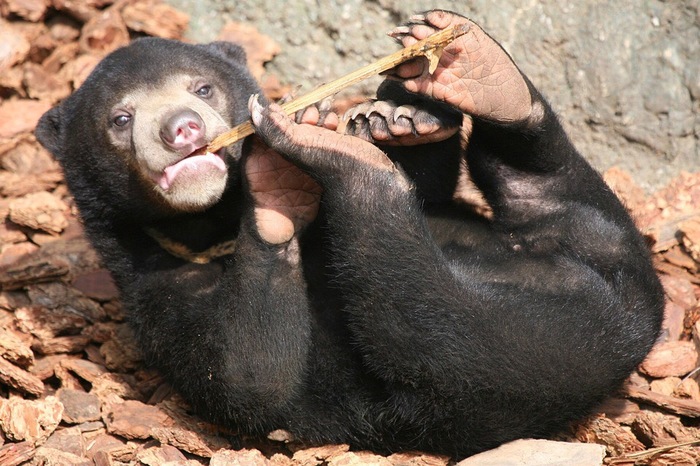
[294,98,340,130]
[248,94,397,173]
[245,137,322,245]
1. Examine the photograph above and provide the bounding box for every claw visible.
[345,100,400,123]
[408,14,427,24]
[344,101,375,121]
[248,94,263,126]
[318,97,333,113]
[387,25,411,38]
[393,105,417,123]
[346,115,373,142]
[367,101,396,120]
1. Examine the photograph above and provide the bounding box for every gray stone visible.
[456,439,606,466]
[165,0,700,192]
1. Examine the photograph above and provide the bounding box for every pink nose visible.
[160,109,207,154]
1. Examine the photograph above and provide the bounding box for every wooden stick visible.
[608,439,700,463]
[625,385,700,418]
[207,23,470,152]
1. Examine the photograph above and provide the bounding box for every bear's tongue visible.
[158,152,226,191]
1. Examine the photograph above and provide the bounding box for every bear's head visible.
[36,38,261,219]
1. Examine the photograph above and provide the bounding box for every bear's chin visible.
[156,167,229,213]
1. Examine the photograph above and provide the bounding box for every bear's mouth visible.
[155,146,227,192]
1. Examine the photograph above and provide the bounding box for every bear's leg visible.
[349,11,658,277]
[343,79,470,204]
[246,11,663,455]
[248,88,661,454]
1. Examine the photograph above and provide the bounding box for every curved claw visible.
[345,101,375,122]
[393,105,417,123]
[367,100,397,120]
[343,97,460,145]
[317,97,333,113]
[295,97,337,127]
[408,13,427,24]
[387,25,411,38]
[345,100,401,123]
[248,94,264,127]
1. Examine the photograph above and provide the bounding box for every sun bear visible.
[36,10,663,459]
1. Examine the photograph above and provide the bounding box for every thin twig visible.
[207,23,470,152]
[608,439,700,464]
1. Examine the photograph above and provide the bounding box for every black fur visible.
[36,30,663,459]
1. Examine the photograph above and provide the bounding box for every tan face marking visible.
[108,74,233,212]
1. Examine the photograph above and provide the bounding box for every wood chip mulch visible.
[1,1,700,465]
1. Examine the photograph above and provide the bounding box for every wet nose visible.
[160,108,207,153]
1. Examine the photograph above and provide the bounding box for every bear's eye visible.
[195,85,212,98]
[113,114,131,127]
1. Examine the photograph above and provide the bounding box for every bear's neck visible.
[144,189,243,262]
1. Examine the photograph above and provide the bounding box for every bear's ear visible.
[35,106,64,158]
[203,42,248,66]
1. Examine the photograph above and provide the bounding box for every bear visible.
[35,10,663,459]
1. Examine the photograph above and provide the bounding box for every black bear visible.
[36,10,663,459]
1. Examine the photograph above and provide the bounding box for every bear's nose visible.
[160,108,207,154]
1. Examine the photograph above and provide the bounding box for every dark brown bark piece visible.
[84,433,130,461]
[71,269,120,301]
[631,411,700,447]
[626,385,700,418]
[574,415,645,456]
[103,399,174,440]
[0,356,44,396]
[43,425,87,457]
[0,441,36,466]
[57,389,102,424]
[99,324,143,372]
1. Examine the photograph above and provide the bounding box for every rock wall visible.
[167,0,699,191]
